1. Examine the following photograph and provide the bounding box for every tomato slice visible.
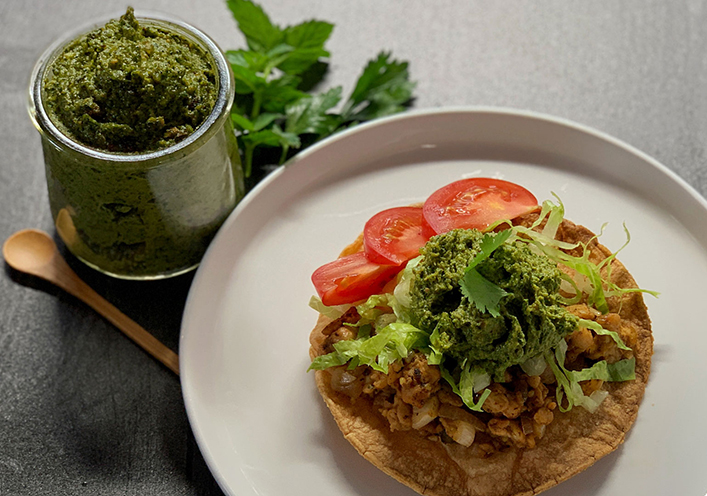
[363,206,430,265]
[311,251,402,306]
[422,178,538,234]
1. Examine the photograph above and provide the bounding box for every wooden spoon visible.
[3,229,179,375]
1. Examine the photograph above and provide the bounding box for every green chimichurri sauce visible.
[43,7,216,153]
[409,229,578,380]
[36,8,244,278]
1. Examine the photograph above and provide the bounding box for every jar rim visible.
[28,10,234,163]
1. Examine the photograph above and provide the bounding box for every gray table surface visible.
[2,1,706,495]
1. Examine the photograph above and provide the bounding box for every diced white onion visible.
[453,423,476,447]
[472,372,491,393]
[521,416,535,436]
[589,389,609,408]
[533,423,546,439]
[560,278,577,296]
[375,312,397,329]
[578,388,609,413]
[440,418,476,447]
[329,368,360,397]
[412,396,440,430]
[520,354,548,376]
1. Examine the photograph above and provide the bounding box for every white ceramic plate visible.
[180,108,707,496]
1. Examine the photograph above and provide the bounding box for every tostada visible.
[308,178,654,496]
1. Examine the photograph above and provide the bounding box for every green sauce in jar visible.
[30,8,244,279]
[44,7,217,153]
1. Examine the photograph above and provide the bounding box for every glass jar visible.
[28,12,244,279]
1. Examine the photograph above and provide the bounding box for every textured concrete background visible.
[1,1,705,495]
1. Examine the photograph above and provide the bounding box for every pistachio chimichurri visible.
[409,229,578,380]
[43,7,217,153]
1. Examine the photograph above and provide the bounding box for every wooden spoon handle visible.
[50,255,180,376]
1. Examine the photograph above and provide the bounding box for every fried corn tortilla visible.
[309,214,653,496]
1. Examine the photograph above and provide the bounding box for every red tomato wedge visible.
[311,251,402,306]
[422,178,538,234]
[363,207,430,265]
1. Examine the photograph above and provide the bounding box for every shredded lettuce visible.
[558,272,583,305]
[460,364,493,411]
[390,255,422,322]
[538,194,566,239]
[427,321,444,365]
[568,356,636,383]
[309,295,348,319]
[510,198,658,313]
[338,255,423,327]
[595,223,660,302]
[308,322,429,373]
[438,359,492,412]
[355,293,393,324]
[544,339,635,413]
[373,312,397,330]
[577,318,631,351]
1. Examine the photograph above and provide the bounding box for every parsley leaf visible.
[341,52,416,122]
[279,21,334,74]
[284,87,342,136]
[261,75,308,113]
[223,0,415,190]
[226,0,283,52]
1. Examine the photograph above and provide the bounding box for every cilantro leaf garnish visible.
[224,0,416,188]
[459,230,512,317]
[467,229,512,270]
[460,270,508,318]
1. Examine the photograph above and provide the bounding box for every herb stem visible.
[278,145,289,165]
[251,90,263,120]
[244,142,255,177]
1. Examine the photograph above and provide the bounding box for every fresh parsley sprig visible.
[225,0,416,188]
